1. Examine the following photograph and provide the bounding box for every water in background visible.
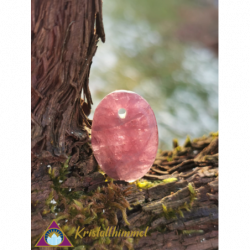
[88,0,218,149]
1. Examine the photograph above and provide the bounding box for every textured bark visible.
[31,0,105,248]
[125,136,219,250]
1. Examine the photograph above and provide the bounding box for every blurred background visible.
[89,0,218,149]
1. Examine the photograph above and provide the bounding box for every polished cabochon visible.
[91,90,158,182]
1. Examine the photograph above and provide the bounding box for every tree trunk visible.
[31,0,105,247]
[31,1,218,249]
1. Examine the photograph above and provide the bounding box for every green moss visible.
[154,225,166,234]
[55,214,69,222]
[63,156,71,168]
[166,156,173,161]
[73,246,87,250]
[162,177,177,183]
[136,177,177,190]
[177,208,184,218]
[48,180,132,248]
[179,202,191,212]
[162,204,178,219]
[42,208,50,215]
[210,131,218,137]
[183,135,192,147]
[136,180,154,189]
[173,138,179,148]
[181,230,204,235]
[187,182,197,206]
[188,183,195,194]
[33,134,218,249]
[45,190,53,206]
[160,182,197,222]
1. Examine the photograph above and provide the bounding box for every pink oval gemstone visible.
[91,90,158,182]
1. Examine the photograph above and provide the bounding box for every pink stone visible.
[91,90,158,182]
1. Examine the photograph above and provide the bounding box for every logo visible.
[35,220,73,247]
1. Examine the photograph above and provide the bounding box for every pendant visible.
[91,90,158,182]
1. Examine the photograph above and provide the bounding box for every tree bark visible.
[31,0,105,248]
[126,136,218,250]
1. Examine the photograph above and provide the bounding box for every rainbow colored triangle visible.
[35,220,73,247]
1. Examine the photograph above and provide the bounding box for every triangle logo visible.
[35,220,73,247]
